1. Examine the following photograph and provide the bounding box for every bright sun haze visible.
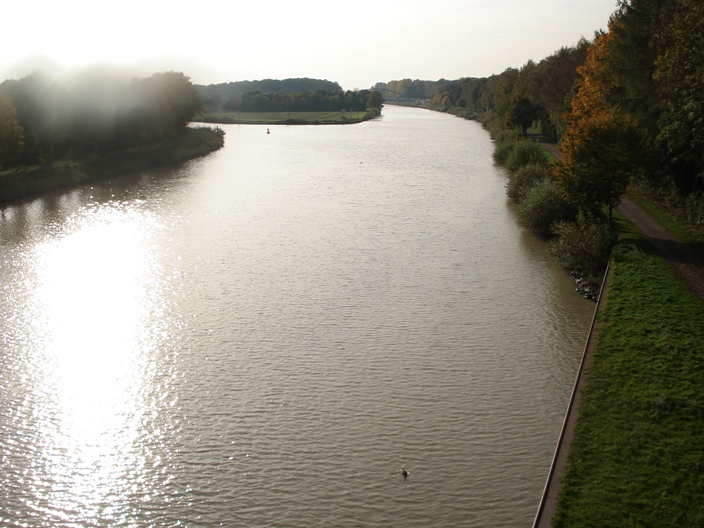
[3,0,616,88]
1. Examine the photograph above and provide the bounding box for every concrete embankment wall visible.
[532,262,611,527]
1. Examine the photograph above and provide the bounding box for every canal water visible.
[0,105,594,526]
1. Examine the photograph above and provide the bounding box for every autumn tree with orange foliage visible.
[556,28,645,223]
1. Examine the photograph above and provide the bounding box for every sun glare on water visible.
[26,205,170,523]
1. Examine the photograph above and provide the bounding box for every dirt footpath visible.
[618,198,704,301]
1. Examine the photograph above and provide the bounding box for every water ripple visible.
[0,107,594,527]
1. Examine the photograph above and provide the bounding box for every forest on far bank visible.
[195,77,343,111]
[195,78,384,114]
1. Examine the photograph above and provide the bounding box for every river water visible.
[0,106,594,527]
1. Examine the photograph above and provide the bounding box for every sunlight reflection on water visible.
[20,205,170,525]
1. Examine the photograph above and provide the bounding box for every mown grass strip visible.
[553,213,704,527]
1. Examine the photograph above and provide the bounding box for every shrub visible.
[549,214,615,280]
[481,110,503,137]
[684,191,704,229]
[493,139,517,165]
[506,163,551,202]
[492,128,524,164]
[493,127,523,143]
[665,188,704,235]
[518,178,575,237]
[505,140,549,174]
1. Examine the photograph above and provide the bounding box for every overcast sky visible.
[2,0,617,90]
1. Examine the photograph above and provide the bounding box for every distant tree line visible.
[376,41,590,143]
[221,88,384,113]
[0,70,202,169]
[196,78,343,112]
[379,0,703,284]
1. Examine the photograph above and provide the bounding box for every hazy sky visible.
[2,0,617,89]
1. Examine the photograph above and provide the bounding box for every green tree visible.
[0,93,24,169]
[505,96,538,134]
[534,42,590,140]
[0,73,56,163]
[249,93,271,112]
[459,77,488,113]
[147,71,202,132]
[558,107,643,222]
[654,0,704,192]
[367,90,384,109]
[477,68,520,132]
[610,0,667,127]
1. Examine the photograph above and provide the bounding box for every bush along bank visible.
[0,127,224,204]
[490,126,611,300]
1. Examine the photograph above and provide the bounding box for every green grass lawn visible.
[196,111,370,124]
[553,213,704,527]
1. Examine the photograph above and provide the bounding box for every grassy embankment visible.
[553,206,704,526]
[196,110,376,125]
[0,127,224,204]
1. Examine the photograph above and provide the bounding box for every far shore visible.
[196,109,380,125]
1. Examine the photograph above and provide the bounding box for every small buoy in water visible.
[401,466,409,480]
